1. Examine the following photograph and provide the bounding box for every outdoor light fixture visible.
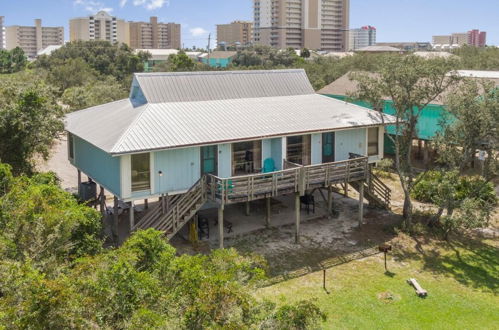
[378,244,392,271]
[158,170,163,177]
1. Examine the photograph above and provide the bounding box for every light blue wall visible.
[335,128,367,161]
[201,57,233,68]
[270,138,283,170]
[311,133,322,165]
[262,139,272,167]
[154,147,201,193]
[130,77,147,107]
[73,135,121,196]
[217,144,232,178]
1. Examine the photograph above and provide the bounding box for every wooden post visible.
[418,139,423,158]
[113,196,119,243]
[423,140,429,166]
[343,182,348,197]
[99,186,105,214]
[129,201,134,231]
[295,193,300,244]
[358,183,364,228]
[218,204,224,249]
[265,197,271,227]
[327,186,333,219]
[77,169,82,198]
[245,201,250,216]
[144,199,148,209]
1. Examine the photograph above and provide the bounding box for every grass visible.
[257,232,499,329]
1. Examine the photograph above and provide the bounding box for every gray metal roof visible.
[67,95,395,155]
[133,69,315,103]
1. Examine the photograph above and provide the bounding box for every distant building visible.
[217,21,253,48]
[0,16,5,49]
[468,29,487,47]
[199,51,237,68]
[355,45,402,53]
[376,42,431,52]
[129,17,181,49]
[432,29,487,49]
[253,0,350,52]
[348,26,376,51]
[5,19,64,59]
[69,11,130,45]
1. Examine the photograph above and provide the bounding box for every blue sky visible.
[1,0,498,47]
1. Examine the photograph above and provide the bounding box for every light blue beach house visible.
[65,69,395,247]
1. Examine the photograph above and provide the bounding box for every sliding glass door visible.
[286,135,311,165]
[232,140,262,176]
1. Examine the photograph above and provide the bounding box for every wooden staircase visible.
[132,176,207,239]
[350,168,391,209]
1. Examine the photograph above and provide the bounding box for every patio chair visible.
[262,158,277,173]
[300,192,315,214]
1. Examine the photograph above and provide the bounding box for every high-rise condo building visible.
[432,29,487,49]
[468,29,486,47]
[69,11,130,45]
[348,25,376,50]
[253,0,350,51]
[129,17,181,49]
[5,19,64,58]
[217,21,253,47]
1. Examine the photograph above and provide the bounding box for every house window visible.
[232,141,262,176]
[131,153,151,192]
[68,133,74,160]
[287,135,311,165]
[368,127,379,156]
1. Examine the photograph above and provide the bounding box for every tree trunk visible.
[403,193,413,229]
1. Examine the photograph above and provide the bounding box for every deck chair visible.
[262,158,277,173]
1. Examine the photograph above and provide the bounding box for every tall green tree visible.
[0,74,64,174]
[436,78,499,180]
[351,55,460,228]
[0,47,27,73]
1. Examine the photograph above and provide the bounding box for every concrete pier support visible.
[295,193,301,243]
[129,201,134,231]
[327,186,333,219]
[358,183,364,228]
[245,201,250,216]
[265,197,271,227]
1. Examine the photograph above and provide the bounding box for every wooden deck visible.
[207,157,369,205]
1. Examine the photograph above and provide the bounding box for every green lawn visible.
[258,233,499,329]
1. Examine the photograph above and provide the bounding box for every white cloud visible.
[132,0,167,10]
[190,27,208,37]
[74,0,113,13]
[120,0,127,7]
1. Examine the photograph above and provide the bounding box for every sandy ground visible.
[38,136,78,190]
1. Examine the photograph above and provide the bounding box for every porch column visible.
[295,193,300,244]
[113,196,119,243]
[327,186,333,219]
[129,201,134,231]
[144,199,148,210]
[77,169,82,198]
[245,201,250,216]
[265,197,271,227]
[358,183,364,228]
[423,140,430,166]
[218,204,224,249]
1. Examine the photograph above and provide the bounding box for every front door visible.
[201,146,218,176]
[322,132,335,163]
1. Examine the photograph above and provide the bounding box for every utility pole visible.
[207,33,211,64]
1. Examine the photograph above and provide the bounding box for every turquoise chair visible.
[262,158,277,173]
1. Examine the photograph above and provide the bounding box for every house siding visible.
[335,128,367,161]
[270,138,283,170]
[311,133,322,165]
[73,135,121,196]
[154,147,201,194]
[218,144,232,178]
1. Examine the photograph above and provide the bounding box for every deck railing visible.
[207,157,369,205]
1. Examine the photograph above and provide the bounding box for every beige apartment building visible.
[217,21,253,47]
[5,19,64,58]
[254,0,349,51]
[129,17,181,49]
[70,11,130,45]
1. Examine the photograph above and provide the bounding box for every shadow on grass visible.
[394,233,499,293]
